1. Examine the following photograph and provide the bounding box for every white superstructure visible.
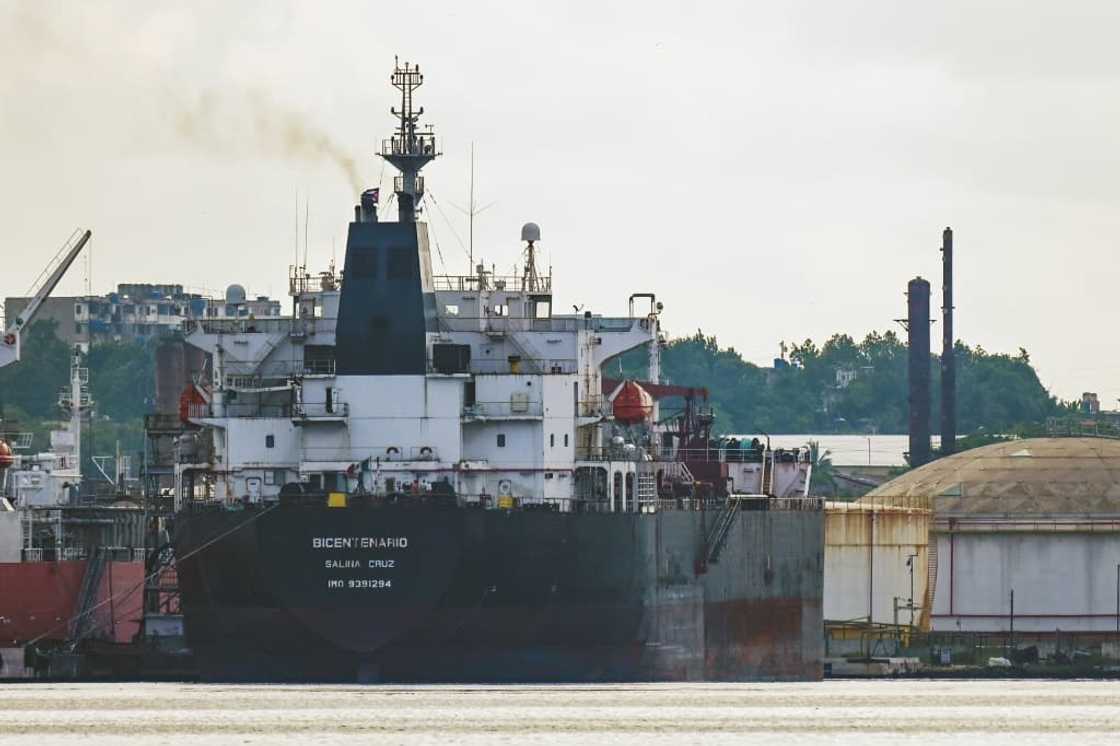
[172,61,811,513]
[174,234,811,512]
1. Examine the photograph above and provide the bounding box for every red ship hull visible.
[0,560,144,647]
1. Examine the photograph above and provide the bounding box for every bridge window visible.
[497,434,506,448]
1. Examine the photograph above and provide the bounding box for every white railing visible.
[464,400,544,418]
[190,402,292,419]
[292,401,349,419]
[433,274,553,294]
[303,358,336,376]
[451,358,577,375]
[381,134,438,158]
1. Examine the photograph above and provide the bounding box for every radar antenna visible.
[380,58,440,223]
[520,223,544,293]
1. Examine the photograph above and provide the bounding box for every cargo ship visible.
[171,61,824,682]
[0,348,149,678]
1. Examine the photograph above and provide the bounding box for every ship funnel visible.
[336,62,437,376]
[359,189,380,223]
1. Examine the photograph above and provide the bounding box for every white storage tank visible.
[824,501,932,629]
[865,437,1120,633]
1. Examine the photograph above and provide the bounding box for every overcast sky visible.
[2,1,1118,405]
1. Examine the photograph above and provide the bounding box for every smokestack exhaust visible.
[908,277,931,468]
[358,189,379,223]
[940,227,955,456]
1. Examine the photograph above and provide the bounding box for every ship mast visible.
[380,58,440,223]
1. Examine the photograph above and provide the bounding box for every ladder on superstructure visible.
[760,450,775,495]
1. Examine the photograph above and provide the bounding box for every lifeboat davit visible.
[613,380,654,424]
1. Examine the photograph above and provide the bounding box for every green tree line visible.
[615,330,1069,435]
[0,322,1071,452]
[0,319,154,461]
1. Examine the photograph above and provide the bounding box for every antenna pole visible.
[469,142,475,272]
[382,60,440,223]
[303,197,310,268]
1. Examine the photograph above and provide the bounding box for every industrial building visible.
[3,283,281,349]
[864,437,1120,635]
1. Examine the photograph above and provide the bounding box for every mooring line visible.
[26,502,279,647]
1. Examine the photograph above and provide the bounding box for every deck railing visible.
[575,446,810,464]
[292,401,348,419]
[463,400,545,418]
[206,491,824,515]
[433,274,553,294]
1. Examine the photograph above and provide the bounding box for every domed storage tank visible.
[865,437,1120,634]
[612,380,653,425]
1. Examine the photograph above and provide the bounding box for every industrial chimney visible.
[940,227,955,456]
[907,277,931,468]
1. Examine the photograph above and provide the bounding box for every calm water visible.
[1,680,1119,744]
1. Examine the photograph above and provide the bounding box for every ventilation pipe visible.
[907,277,931,468]
[940,227,955,456]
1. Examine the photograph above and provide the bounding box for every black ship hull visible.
[174,502,823,682]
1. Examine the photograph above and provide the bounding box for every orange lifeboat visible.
[0,439,12,470]
[612,380,654,425]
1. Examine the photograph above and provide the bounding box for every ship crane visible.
[0,229,92,369]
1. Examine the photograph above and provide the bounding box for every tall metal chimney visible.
[940,227,955,456]
[907,277,932,468]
